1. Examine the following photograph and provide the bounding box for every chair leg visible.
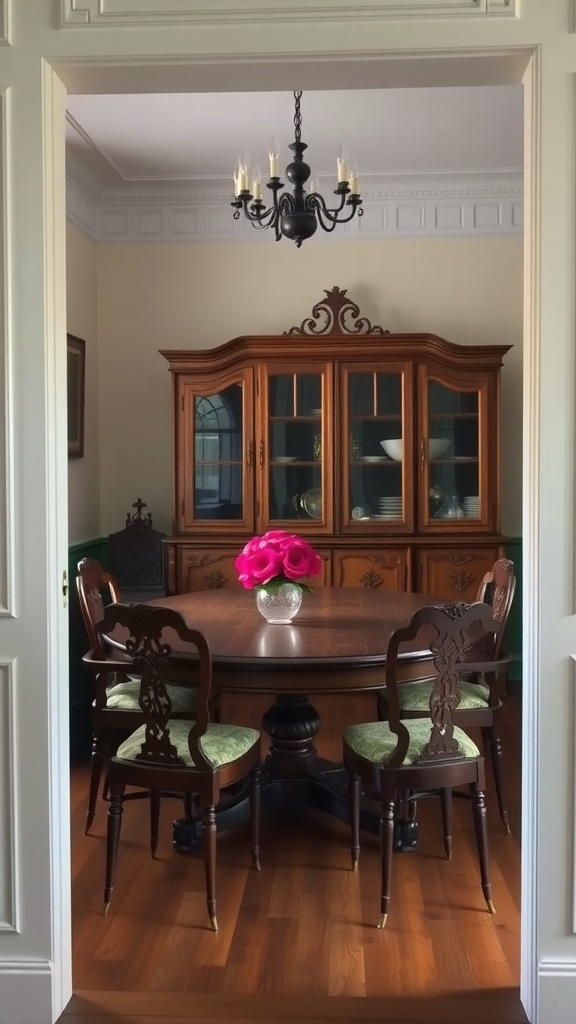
[484,721,510,834]
[103,779,125,915]
[471,783,495,914]
[439,787,453,860]
[376,691,387,723]
[183,791,195,819]
[150,790,161,857]
[86,732,106,834]
[379,795,396,929]
[203,804,218,931]
[250,765,261,871]
[349,772,360,871]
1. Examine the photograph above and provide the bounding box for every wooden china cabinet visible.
[161,287,510,600]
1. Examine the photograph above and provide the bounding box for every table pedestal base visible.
[171,693,419,852]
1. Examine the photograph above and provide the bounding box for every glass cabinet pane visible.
[347,370,404,523]
[194,384,244,521]
[267,371,323,523]
[426,380,480,522]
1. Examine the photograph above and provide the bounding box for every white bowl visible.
[428,438,451,459]
[380,438,403,461]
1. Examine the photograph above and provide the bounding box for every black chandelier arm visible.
[306,192,363,231]
[233,194,279,230]
[277,191,297,217]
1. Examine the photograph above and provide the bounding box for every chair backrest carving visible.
[76,557,122,657]
[96,603,214,770]
[476,557,516,657]
[385,601,501,767]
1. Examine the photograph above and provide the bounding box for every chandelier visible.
[231,90,363,248]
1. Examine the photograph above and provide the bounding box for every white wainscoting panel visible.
[0,93,12,617]
[0,662,16,931]
[61,0,517,28]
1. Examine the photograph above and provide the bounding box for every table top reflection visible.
[116,587,438,694]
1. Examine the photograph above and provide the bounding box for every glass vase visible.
[256,582,303,624]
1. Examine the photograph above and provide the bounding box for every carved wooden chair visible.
[76,557,220,834]
[108,498,166,601]
[94,602,261,932]
[344,601,501,928]
[376,557,516,834]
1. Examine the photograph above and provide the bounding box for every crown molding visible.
[61,0,517,28]
[66,170,523,244]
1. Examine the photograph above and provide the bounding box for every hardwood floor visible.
[65,689,525,1023]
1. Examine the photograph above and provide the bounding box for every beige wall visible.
[66,223,100,545]
[94,233,523,537]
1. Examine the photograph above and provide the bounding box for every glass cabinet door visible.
[179,371,254,532]
[342,363,413,531]
[259,363,332,531]
[419,367,491,530]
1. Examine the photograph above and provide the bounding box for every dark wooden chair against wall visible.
[95,602,262,932]
[76,557,220,834]
[344,601,502,929]
[108,498,166,602]
[376,557,516,835]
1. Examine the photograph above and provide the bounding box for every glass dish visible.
[301,488,322,519]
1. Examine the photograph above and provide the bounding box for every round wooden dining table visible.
[129,586,438,844]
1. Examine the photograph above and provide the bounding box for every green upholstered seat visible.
[344,718,479,765]
[397,678,490,713]
[104,678,196,713]
[116,720,261,769]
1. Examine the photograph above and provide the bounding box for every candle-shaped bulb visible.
[308,175,320,195]
[233,160,241,197]
[252,163,262,201]
[269,137,280,178]
[349,158,360,195]
[238,153,249,193]
[337,143,349,184]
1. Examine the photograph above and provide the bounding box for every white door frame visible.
[45,44,539,1023]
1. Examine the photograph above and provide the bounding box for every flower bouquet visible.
[235,529,322,623]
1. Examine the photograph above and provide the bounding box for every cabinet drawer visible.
[332,548,410,591]
[418,546,503,601]
[178,548,243,592]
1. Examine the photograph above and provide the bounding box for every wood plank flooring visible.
[65,689,525,1023]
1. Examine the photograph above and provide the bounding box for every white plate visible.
[275,456,297,463]
[372,512,401,519]
[310,408,322,415]
[362,456,386,463]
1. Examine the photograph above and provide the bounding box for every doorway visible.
[57,46,535,1022]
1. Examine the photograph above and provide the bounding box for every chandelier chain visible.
[293,90,302,145]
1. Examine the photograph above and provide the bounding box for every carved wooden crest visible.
[284,286,389,337]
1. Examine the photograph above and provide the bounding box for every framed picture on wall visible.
[67,334,86,458]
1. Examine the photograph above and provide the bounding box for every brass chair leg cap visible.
[210,915,219,932]
[352,860,358,872]
[487,899,496,915]
[377,913,387,929]
[103,902,110,917]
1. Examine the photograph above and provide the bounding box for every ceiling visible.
[65,85,524,196]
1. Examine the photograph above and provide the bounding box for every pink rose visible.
[235,547,283,588]
[281,536,322,581]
